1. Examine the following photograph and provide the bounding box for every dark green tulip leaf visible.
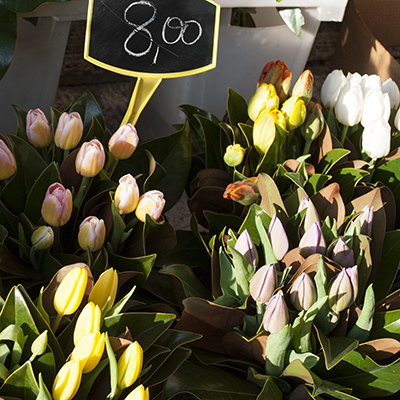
[330,168,369,205]
[317,149,350,175]
[11,105,29,142]
[163,361,260,400]
[227,88,250,147]
[105,333,118,400]
[0,362,39,400]
[36,373,52,400]
[0,5,16,81]
[374,229,400,302]
[103,312,175,351]
[370,309,400,341]
[160,264,212,300]
[315,327,358,370]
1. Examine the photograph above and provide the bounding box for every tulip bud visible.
[331,238,354,268]
[0,139,17,180]
[268,215,289,261]
[289,272,317,311]
[292,70,314,106]
[354,205,374,237]
[321,69,347,108]
[41,183,73,227]
[360,74,381,96]
[361,89,391,128]
[73,302,101,346]
[117,341,144,389]
[71,331,105,373]
[114,174,140,215]
[31,226,54,250]
[281,96,307,131]
[124,384,149,400]
[109,124,139,159]
[223,177,260,206]
[54,112,84,150]
[263,291,289,334]
[257,60,292,103]
[334,82,364,126]
[75,139,105,177]
[248,83,280,122]
[249,264,277,303]
[77,216,106,252]
[299,221,326,258]
[52,360,83,400]
[54,265,88,316]
[382,78,400,110]
[301,102,325,143]
[88,268,118,314]
[328,265,358,312]
[135,190,165,223]
[234,229,258,267]
[253,107,286,155]
[223,144,245,167]
[362,117,391,159]
[300,197,320,233]
[26,108,53,148]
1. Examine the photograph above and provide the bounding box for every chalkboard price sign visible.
[84,0,220,78]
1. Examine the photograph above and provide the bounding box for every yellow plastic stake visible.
[121,77,162,126]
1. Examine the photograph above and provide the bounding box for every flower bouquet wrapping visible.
[157,61,400,399]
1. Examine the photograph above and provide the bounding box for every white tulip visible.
[361,89,391,127]
[321,69,347,108]
[334,82,364,126]
[362,117,391,159]
[360,74,381,96]
[395,107,400,131]
[346,72,362,86]
[382,78,400,110]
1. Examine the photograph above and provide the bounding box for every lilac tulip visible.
[299,221,326,258]
[249,264,277,304]
[263,291,289,334]
[328,265,358,312]
[289,272,317,311]
[268,215,289,261]
[331,238,355,268]
[234,229,258,267]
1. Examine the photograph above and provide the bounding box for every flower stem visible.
[52,313,63,334]
[303,140,312,155]
[73,176,91,210]
[256,301,264,327]
[340,125,349,146]
[63,149,69,162]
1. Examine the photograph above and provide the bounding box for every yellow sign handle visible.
[121,77,162,126]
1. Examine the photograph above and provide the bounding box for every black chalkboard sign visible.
[84,0,220,78]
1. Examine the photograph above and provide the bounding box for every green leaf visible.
[315,327,358,370]
[0,362,39,400]
[160,264,212,300]
[256,376,282,400]
[106,284,136,318]
[219,249,240,300]
[317,350,400,398]
[227,88,250,147]
[277,7,304,38]
[0,5,16,81]
[304,174,331,196]
[162,361,260,400]
[318,149,351,175]
[103,313,175,351]
[36,373,53,400]
[239,204,272,247]
[370,309,400,341]
[330,168,369,205]
[374,230,400,301]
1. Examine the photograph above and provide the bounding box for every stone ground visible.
[53,19,342,231]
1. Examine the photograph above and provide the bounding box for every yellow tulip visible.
[71,331,105,373]
[124,385,149,400]
[77,216,106,252]
[247,83,279,122]
[54,112,83,150]
[41,183,73,227]
[117,341,143,389]
[52,360,83,400]
[223,144,245,167]
[0,139,17,180]
[109,123,139,159]
[114,174,140,215]
[281,95,307,131]
[253,107,286,155]
[54,265,88,316]
[26,108,53,148]
[73,302,101,346]
[135,190,165,223]
[31,226,54,250]
[88,268,118,314]
[75,139,105,177]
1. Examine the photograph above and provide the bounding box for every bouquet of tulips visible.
[0,91,191,300]
[0,262,199,400]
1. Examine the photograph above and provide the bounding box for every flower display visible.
[54,111,84,150]
[77,215,106,252]
[41,183,73,227]
[135,190,166,222]
[109,123,139,160]
[75,139,106,177]
[26,108,53,148]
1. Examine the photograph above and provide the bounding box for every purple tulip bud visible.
[354,206,374,237]
[331,238,354,268]
[234,229,258,267]
[268,215,289,261]
[249,264,278,304]
[263,291,289,334]
[298,197,309,213]
[289,272,317,311]
[328,265,358,312]
[299,221,326,258]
